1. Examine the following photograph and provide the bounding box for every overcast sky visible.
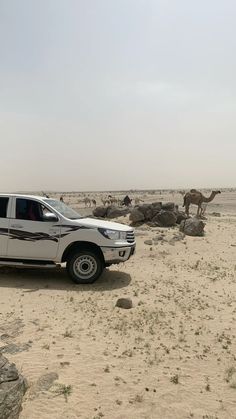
[0,0,235,191]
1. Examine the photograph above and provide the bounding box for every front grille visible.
[126,230,135,243]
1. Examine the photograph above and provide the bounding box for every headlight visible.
[98,228,127,240]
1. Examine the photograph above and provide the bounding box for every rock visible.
[0,343,32,355]
[144,240,153,245]
[29,372,58,400]
[0,354,27,419]
[175,211,188,224]
[145,207,160,221]
[115,298,133,309]
[152,210,177,227]
[129,208,145,223]
[161,202,175,211]
[134,204,161,221]
[106,206,130,219]
[136,204,152,218]
[153,235,165,243]
[0,319,24,339]
[152,202,162,210]
[180,218,205,236]
[210,212,221,217]
[146,222,160,227]
[93,206,107,218]
[34,372,58,392]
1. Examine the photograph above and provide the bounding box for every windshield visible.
[43,199,83,220]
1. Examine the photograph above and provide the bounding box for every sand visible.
[1,189,236,419]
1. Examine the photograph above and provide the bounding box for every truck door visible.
[0,197,10,256]
[7,198,61,260]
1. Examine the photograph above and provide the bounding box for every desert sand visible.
[1,189,236,419]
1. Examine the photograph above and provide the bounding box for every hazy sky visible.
[0,0,235,191]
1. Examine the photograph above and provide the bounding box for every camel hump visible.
[190,189,199,193]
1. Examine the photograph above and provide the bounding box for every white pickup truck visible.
[0,194,135,283]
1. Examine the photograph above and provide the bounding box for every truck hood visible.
[71,217,133,232]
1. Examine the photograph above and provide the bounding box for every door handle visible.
[11,224,23,229]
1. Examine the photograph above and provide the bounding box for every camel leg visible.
[185,203,189,217]
[197,205,201,218]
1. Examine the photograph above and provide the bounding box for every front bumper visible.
[101,244,136,264]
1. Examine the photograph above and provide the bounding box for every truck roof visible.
[0,193,48,200]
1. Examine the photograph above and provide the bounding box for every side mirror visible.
[43,212,58,222]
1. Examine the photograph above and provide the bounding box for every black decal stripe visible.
[0,224,90,243]
[54,224,91,231]
[0,228,9,237]
[9,229,58,243]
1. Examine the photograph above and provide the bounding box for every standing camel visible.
[183,190,221,217]
[84,197,91,207]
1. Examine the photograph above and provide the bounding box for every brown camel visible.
[183,189,221,217]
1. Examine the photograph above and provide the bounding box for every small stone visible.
[144,240,152,245]
[115,298,133,309]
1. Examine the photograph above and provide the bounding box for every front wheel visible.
[66,249,104,284]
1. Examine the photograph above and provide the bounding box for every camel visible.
[101,197,111,206]
[84,197,97,207]
[183,190,221,217]
[84,197,91,207]
[122,195,132,207]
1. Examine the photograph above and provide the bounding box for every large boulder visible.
[129,208,145,223]
[151,202,162,211]
[0,354,27,419]
[136,204,152,218]
[93,206,108,218]
[180,218,205,236]
[106,206,130,219]
[134,203,161,221]
[152,210,177,227]
[161,202,175,211]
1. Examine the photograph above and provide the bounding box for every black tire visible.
[66,249,104,284]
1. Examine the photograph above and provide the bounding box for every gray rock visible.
[93,206,108,218]
[0,319,24,340]
[180,218,205,236]
[175,211,188,224]
[153,235,165,243]
[129,208,145,223]
[29,372,59,400]
[106,206,129,219]
[0,343,31,355]
[152,202,162,210]
[161,202,175,211]
[210,212,221,217]
[146,222,160,227]
[144,240,153,245]
[135,204,152,218]
[134,203,161,221]
[145,208,160,221]
[34,372,58,392]
[152,210,177,227]
[0,354,27,419]
[115,298,133,309]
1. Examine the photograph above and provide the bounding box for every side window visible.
[0,198,9,218]
[16,199,56,222]
[16,199,44,221]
